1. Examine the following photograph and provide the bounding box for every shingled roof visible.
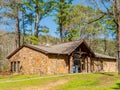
[7,39,94,59]
[7,39,116,60]
[95,53,116,60]
[29,39,93,54]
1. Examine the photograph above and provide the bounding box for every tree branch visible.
[87,14,106,24]
[101,0,110,12]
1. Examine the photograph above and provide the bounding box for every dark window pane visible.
[18,61,20,72]
[14,62,16,72]
[74,60,80,65]
[73,53,81,59]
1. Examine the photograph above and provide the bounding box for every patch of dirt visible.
[0,71,10,76]
[15,79,68,90]
[96,76,115,88]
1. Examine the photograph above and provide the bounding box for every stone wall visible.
[8,46,117,75]
[8,47,69,75]
[47,54,69,74]
[103,59,117,72]
[92,58,117,72]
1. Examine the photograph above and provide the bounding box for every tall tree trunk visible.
[104,38,107,54]
[15,6,20,48]
[59,23,63,43]
[22,13,25,44]
[59,0,63,43]
[117,20,120,75]
[34,6,39,38]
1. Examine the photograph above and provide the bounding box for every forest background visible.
[0,0,118,72]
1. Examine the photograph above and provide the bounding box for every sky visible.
[40,0,80,37]
[40,0,115,39]
[0,0,115,39]
[0,0,80,37]
[40,0,112,37]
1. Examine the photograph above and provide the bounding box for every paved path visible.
[0,73,88,84]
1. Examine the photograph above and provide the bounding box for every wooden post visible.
[80,59,82,73]
[87,56,88,73]
[90,54,92,73]
[69,55,73,73]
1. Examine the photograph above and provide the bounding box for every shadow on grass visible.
[112,83,120,90]
[100,73,114,76]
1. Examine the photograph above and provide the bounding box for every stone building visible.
[7,39,117,75]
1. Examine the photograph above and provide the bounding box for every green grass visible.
[0,73,120,90]
[0,74,39,82]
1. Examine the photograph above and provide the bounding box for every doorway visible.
[73,60,81,73]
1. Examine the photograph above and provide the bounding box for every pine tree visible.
[54,0,72,43]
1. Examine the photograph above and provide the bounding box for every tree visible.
[54,0,72,43]
[39,26,50,43]
[0,0,24,48]
[63,4,116,56]
[26,35,38,45]
[15,0,21,48]
[19,2,34,45]
[23,0,54,38]
[83,0,120,75]
[64,5,102,45]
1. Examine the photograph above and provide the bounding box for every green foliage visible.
[63,5,102,41]
[38,35,59,45]
[54,0,72,25]
[63,4,116,56]
[86,38,116,56]
[22,0,54,38]
[64,28,79,41]
[39,26,49,34]
[26,35,38,45]
[54,0,72,42]
[100,15,117,36]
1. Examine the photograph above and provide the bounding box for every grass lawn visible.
[0,73,120,90]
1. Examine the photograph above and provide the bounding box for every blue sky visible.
[40,0,115,40]
[0,0,80,37]
[40,0,80,37]
[0,0,115,39]
[40,16,58,37]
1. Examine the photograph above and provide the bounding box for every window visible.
[11,61,21,72]
[73,53,81,59]
[14,62,16,72]
[18,61,20,72]
[11,62,13,72]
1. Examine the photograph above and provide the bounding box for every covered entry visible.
[72,53,86,73]
[69,41,95,73]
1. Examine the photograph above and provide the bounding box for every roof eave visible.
[95,57,116,60]
[7,44,49,59]
[67,39,95,56]
[7,45,25,59]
